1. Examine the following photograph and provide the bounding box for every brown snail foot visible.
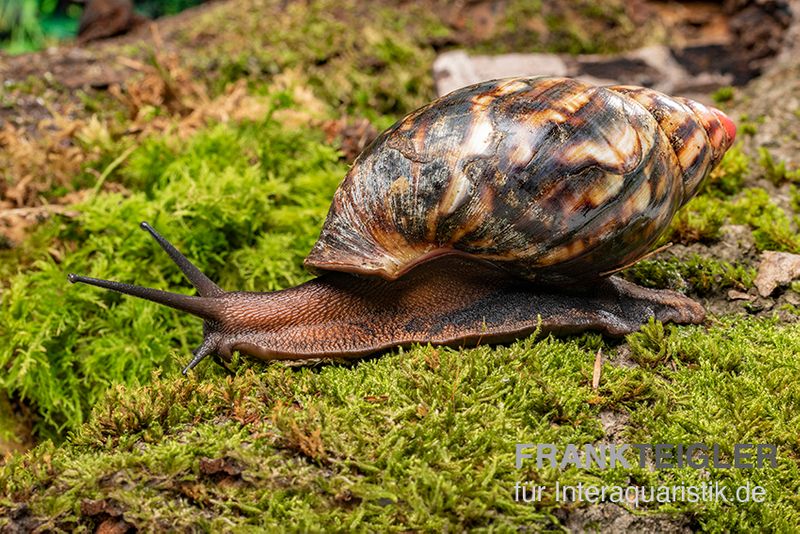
[207,257,706,363]
[375,265,707,346]
[521,276,706,338]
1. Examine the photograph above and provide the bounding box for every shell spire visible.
[607,85,735,202]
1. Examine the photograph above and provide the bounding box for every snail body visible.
[69,77,735,373]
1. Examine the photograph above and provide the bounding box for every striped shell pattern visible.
[305,77,735,285]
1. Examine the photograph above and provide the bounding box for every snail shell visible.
[305,77,735,284]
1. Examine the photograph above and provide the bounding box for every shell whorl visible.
[305,77,734,284]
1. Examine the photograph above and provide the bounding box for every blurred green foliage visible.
[0,0,202,54]
[0,0,48,54]
[135,0,202,19]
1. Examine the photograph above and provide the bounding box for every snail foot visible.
[275,258,707,354]
[556,276,706,336]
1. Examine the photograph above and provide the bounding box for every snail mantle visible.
[68,77,736,373]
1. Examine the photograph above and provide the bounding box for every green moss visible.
[702,143,749,198]
[471,0,647,55]
[551,0,638,54]
[0,75,47,96]
[666,181,800,252]
[0,103,346,440]
[740,123,758,136]
[711,86,734,104]
[737,114,758,137]
[502,0,543,33]
[1,318,799,530]
[179,0,441,120]
[790,185,800,214]
[758,147,800,185]
[728,189,800,253]
[625,317,800,531]
[666,196,726,244]
[623,255,754,295]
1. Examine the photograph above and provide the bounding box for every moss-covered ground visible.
[1,0,799,530]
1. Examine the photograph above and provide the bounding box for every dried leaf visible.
[754,251,800,297]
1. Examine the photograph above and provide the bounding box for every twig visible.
[116,56,152,72]
[0,205,79,219]
[592,348,603,390]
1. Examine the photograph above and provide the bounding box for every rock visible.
[599,410,630,443]
[730,0,800,170]
[431,45,732,101]
[775,0,800,66]
[714,224,757,263]
[729,0,793,73]
[432,51,476,97]
[470,53,568,82]
[433,50,566,96]
[754,251,800,297]
[574,45,689,91]
[785,289,800,306]
[561,502,691,533]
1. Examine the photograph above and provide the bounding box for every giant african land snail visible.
[69,77,736,373]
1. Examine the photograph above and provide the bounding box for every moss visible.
[461,0,651,55]
[737,114,758,137]
[739,123,758,136]
[702,143,749,198]
[1,318,799,529]
[0,105,346,440]
[623,255,754,295]
[790,185,800,214]
[177,0,442,120]
[758,147,800,185]
[0,75,48,96]
[625,317,800,531]
[711,86,734,104]
[728,189,800,253]
[666,196,727,244]
[665,179,799,252]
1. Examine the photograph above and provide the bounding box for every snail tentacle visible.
[139,221,224,297]
[67,273,223,321]
[67,223,226,321]
[183,333,221,375]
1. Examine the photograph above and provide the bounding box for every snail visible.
[68,77,736,374]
